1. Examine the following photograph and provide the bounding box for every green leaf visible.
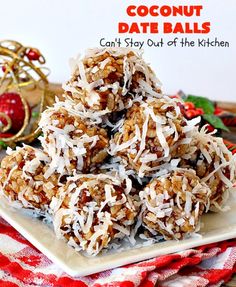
[0,141,8,149]
[203,114,229,132]
[185,95,215,114]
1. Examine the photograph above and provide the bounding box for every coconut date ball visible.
[0,146,60,212]
[139,169,211,240]
[50,174,139,255]
[38,102,109,177]
[109,96,197,178]
[180,128,236,211]
[63,48,162,113]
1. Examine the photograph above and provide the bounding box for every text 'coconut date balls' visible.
[63,48,162,113]
[0,146,61,212]
[38,102,109,176]
[50,174,139,255]
[139,169,212,240]
[180,127,236,211]
[110,96,198,177]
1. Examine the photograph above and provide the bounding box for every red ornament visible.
[0,132,14,138]
[0,93,30,133]
[26,48,40,61]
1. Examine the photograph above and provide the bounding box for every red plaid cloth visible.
[224,140,236,155]
[0,217,236,287]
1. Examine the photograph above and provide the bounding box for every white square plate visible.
[0,191,236,277]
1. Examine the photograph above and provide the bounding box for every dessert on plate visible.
[38,104,109,176]
[63,48,162,113]
[0,47,235,256]
[0,146,61,213]
[109,95,197,178]
[140,169,211,240]
[51,173,138,255]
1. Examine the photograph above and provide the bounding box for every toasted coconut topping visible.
[0,146,60,212]
[140,169,212,240]
[38,104,109,176]
[180,126,236,211]
[109,96,199,177]
[63,48,162,113]
[0,47,235,256]
[51,173,139,256]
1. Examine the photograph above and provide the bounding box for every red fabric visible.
[0,218,236,287]
[224,140,236,155]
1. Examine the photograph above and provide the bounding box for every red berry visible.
[2,65,17,74]
[206,124,215,132]
[170,95,180,99]
[214,107,223,115]
[195,108,204,115]
[185,109,200,119]
[184,102,195,110]
[0,93,31,133]
[26,48,40,61]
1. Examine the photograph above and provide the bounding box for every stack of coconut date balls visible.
[0,48,235,256]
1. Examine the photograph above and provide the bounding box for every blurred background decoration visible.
[173,91,236,144]
[0,40,57,149]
